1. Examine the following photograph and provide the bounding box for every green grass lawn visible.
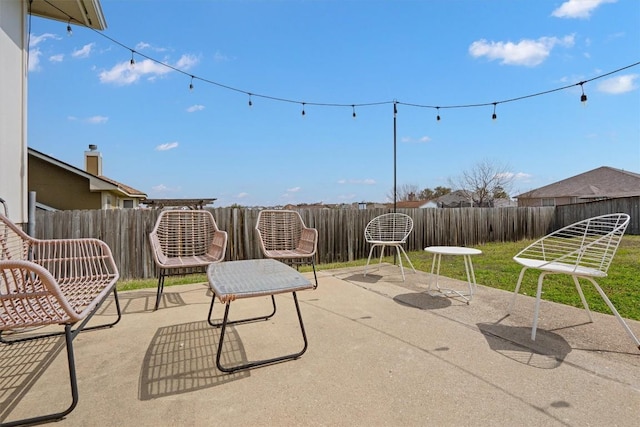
[119,235,640,320]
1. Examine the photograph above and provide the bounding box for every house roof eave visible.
[29,0,107,31]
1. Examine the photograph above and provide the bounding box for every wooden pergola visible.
[142,198,216,210]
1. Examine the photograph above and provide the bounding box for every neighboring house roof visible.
[28,148,146,199]
[435,190,474,207]
[516,166,640,199]
[390,200,432,209]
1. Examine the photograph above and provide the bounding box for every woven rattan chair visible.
[508,213,639,350]
[364,212,416,281]
[0,213,121,426]
[255,210,318,288]
[149,210,227,310]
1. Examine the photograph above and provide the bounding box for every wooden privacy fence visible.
[34,206,558,280]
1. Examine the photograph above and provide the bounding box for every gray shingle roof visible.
[516,166,640,199]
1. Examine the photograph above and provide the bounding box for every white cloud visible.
[150,184,181,194]
[338,179,376,185]
[499,172,533,182]
[49,54,64,63]
[552,0,616,19]
[597,74,638,94]
[175,54,199,70]
[187,104,205,112]
[469,35,575,67]
[28,34,61,71]
[135,42,151,51]
[135,42,167,52]
[86,115,108,124]
[156,142,179,151]
[287,186,301,193]
[99,54,199,85]
[28,48,42,71]
[236,192,249,199]
[72,43,95,58]
[401,136,431,143]
[213,51,230,62]
[152,184,170,192]
[30,33,59,47]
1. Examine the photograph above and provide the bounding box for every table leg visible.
[215,292,308,373]
[208,295,276,328]
[427,253,474,304]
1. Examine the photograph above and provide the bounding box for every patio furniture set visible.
[1,206,638,425]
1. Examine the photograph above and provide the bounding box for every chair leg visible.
[531,271,549,341]
[508,267,528,314]
[2,325,79,426]
[394,246,406,281]
[586,277,640,351]
[377,245,386,269]
[572,276,594,323]
[364,244,378,276]
[311,256,318,289]
[154,272,165,311]
[398,245,416,273]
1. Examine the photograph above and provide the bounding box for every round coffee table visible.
[424,246,483,304]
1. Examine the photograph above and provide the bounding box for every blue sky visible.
[27,0,640,207]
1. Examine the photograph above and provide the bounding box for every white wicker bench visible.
[0,213,121,426]
[149,210,228,310]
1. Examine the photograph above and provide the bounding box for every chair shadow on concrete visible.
[393,292,453,310]
[477,322,572,369]
[101,290,188,315]
[139,320,249,401]
[0,335,65,423]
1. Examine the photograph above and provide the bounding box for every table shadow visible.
[139,320,248,400]
[344,273,382,284]
[393,292,452,310]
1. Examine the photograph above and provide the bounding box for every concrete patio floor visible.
[1,264,639,426]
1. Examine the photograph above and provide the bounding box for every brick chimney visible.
[84,144,102,176]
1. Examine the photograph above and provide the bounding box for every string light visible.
[352,105,356,119]
[248,93,253,108]
[189,76,194,92]
[580,82,588,105]
[67,20,72,36]
[130,50,135,67]
[41,2,640,121]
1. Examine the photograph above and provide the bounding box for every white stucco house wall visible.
[0,0,106,223]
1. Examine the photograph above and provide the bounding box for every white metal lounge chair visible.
[364,212,416,281]
[0,212,121,425]
[255,210,318,288]
[508,213,639,350]
[149,210,227,310]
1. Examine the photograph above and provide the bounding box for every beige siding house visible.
[516,166,640,207]
[28,147,146,211]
